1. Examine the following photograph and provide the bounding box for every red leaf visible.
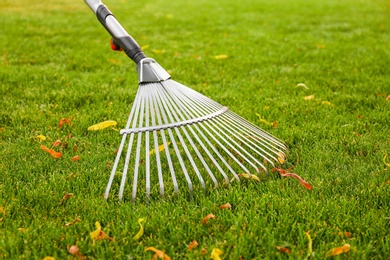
[59,118,71,128]
[202,213,216,225]
[219,203,232,210]
[71,155,80,162]
[187,240,198,251]
[275,246,291,254]
[60,193,73,204]
[272,168,312,190]
[53,140,61,147]
[40,145,62,158]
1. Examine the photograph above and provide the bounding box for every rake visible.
[85,0,288,202]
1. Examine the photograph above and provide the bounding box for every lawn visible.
[1,0,389,259]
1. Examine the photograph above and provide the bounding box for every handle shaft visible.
[85,0,146,64]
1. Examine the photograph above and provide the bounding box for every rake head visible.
[104,58,287,202]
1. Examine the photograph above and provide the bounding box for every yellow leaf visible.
[152,49,165,54]
[210,248,223,260]
[43,257,55,260]
[255,113,273,126]
[88,120,117,131]
[278,152,286,164]
[321,101,334,107]
[133,218,146,241]
[150,142,171,155]
[304,95,315,100]
[296,83,309,89]
[90,222,102,240]
[238,173,260,181]
[145,247,171,260]
[141,45,149,50]
[214,54,229,59]
[325,244,350,257]
[18,228,28,232]
[304,231,312,259]
[35,135,46,141]
[384,153,390,167]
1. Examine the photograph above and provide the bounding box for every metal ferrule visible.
[137,58,171,83]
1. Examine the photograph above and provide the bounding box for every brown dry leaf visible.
[214,54,229,60]
[210,248,223,260]
[73,144,78,152]
[238,173,260,181]
[202,213,216,225]
[59,118,71,128]
[65,217,80,227]
[272,168,312,190]
[304,95,315,100]
[275,246,292,254]
[150,142,171,155]
[52,140,61,147]
[187,240,198,251]
[219,203,232,210]
[40,145,62,158]
[145,247,171,260]
[71,155,80,162]
[325,244,350,257]
[88,120,117,131]
[60,193,73,204]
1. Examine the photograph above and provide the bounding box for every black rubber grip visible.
[96,5,146,64]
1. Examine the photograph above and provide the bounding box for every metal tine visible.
[150,85,179,197]
[131,87,147,203]
[178,89,275,171]
[145,85,151,200]
[105,87,141,200]
[153,83,194,196]
[154,84,207,192]
[159,81,221,187]
[162,81,237,183]
[165,81,254,175]
[148,84,165,198]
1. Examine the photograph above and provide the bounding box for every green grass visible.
[1,0,390,258]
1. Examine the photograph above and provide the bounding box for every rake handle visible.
[85,0,146,64]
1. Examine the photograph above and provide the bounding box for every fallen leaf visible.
[304,231,312,259]
[201,248,208,255]
[187,240,198,251]
[90,222,114,241]
[255,113,275,127]
[210,248,223,260]
[272,168,312,190]
[321,101,334,107]
[238,173,260,181]
[59,118,71,128]
[34,135,46,141]
[275,246,292,254]
[325,244,350,257]
[65,217,80,227]
[53,140,61,147]
[384,153,390,167]
[152,49,165,54]
[71,155,80,162]
[214,54,229,60]
[304,95,315,100]
[0,206,5,221]
[43,257,55,260]
[133,218,146,241]
[67,245,79,255]
[73,144,78,152]
[202,213,216,225]
[40,145,62,158]
[317,44,326,49]
[219,203,232,210]
[141,45,149,50]
[296,83,309,89]
[150,142,171,155]
[386,95,390,100]
[278,152,286,164]
[60,193,73,204]
[336,231,352,238]
[18,228,28,232]
[145,247,171,260]
[88,120,117,131]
